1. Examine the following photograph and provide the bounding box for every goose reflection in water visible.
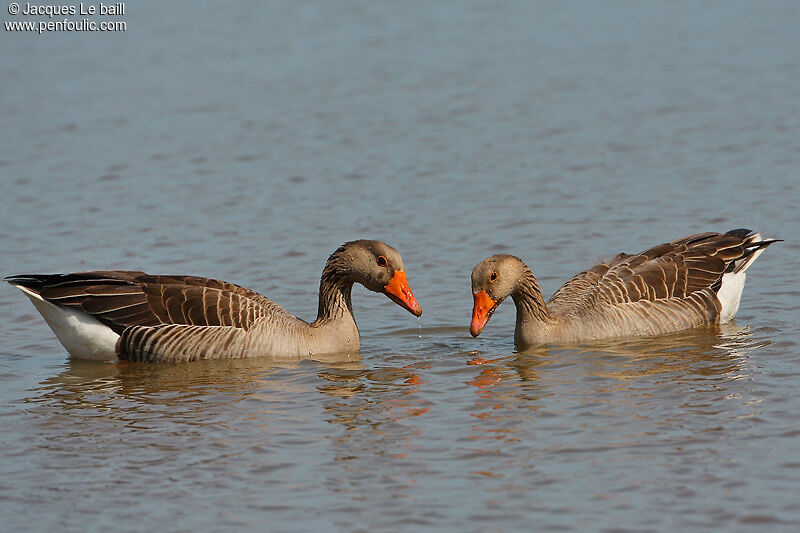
[462,323,764,448]
[29,352,363,412]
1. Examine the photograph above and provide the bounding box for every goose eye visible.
[377,255,388,267]
[490,272,497,282]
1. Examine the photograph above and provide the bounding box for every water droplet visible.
[417,317,423,339]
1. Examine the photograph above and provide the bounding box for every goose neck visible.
[511,266,550,323]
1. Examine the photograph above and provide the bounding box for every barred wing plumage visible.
[6,271,296,361]
[546,230,773,319]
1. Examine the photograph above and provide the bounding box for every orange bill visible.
[470,290,498,337]
[383,270,422,316]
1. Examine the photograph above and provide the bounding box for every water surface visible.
[2,1,799,530]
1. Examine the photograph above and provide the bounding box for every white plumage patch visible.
[717,232,769,324]
[17,286,119,361]
[717,271,746,324]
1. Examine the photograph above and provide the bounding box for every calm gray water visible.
[2,1,800,530]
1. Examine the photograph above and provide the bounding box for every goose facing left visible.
[6,240,422,362]
[469,229,778,347]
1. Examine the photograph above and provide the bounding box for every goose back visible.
[7,271,321,361]
[8,271,298,333]
[547,232,755,318]
[539,230,777,343]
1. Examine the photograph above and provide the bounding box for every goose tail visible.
[717,229,780,323]
[6,275,120,361]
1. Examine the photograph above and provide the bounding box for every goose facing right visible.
[7,240,422,362]
[469,229,779,347]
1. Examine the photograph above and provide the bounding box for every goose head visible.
[469,254,526,336]
[335,240,422,316]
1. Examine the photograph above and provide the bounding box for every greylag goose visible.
[7,240,422,362]
[470,229,778,347]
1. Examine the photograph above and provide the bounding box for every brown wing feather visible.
[14,271,291,334]
[547,231,755,318]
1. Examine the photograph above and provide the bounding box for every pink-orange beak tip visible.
[384,270,422,317]
[470,290,495,337]
[469,324,482,337]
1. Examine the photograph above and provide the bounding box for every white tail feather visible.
[717,271,746,323]
[16,286,119,361]
[717,232,769,324]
